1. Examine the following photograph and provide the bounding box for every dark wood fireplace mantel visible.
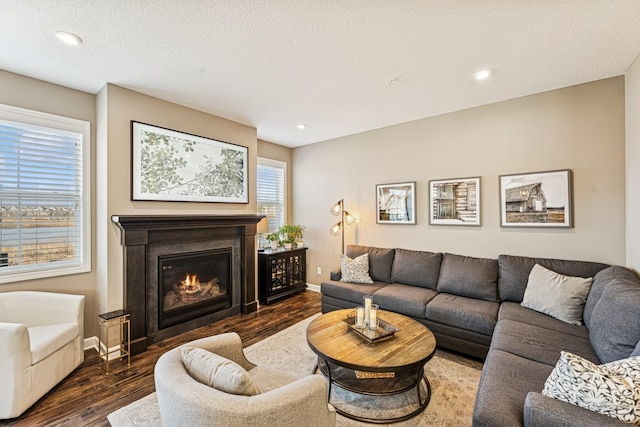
[112,214,263,355]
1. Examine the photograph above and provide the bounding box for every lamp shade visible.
[257,217,270,234]
[330,200,342,216]
[329,222,342,236]
[344,211,356,226]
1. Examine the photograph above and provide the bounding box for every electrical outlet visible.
[317,267,322,275]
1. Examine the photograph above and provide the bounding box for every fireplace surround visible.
[112,215,262,355]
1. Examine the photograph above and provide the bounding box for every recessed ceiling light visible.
[296,123,307,130]
[55,30,82,46]
[474,69,492,80]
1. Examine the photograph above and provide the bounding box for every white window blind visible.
[257,158,286,236]
[0,104,90,283]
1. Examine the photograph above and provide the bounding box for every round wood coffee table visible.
[306,309,436,423]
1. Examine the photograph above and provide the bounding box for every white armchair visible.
[0,291,85,419]
[155,332,336,427]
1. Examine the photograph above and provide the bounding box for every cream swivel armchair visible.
[0,291,85,419]
[155,332,336,427]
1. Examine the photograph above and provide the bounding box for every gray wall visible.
[293,77,627,284]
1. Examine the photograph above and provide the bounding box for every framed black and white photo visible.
[499,169,572,228]
[131,121,248,203]
[429,177,481,226]
[376,182,416,224]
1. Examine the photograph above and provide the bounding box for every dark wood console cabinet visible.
[258,247,307,304]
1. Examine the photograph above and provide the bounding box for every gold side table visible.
[98,309,131,375]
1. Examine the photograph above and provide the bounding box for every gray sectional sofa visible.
[320,244,640,427]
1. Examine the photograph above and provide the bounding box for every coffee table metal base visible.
[318,358,432,424]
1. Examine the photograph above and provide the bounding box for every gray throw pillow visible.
[181,347,261,395]
[521,264,593,325]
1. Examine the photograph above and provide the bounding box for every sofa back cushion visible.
[498,255,608,303]
[390,248,442,289]
[346,245,395,283]
[589,279,640,363]
[437,253,499,302]
[584,265,639,328]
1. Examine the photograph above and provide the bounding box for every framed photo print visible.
[131,121,248,203]
[429,177,481,226]
[376,182,416,224]
[499,169,573,228]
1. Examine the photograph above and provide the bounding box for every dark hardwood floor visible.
[1,290,322,427]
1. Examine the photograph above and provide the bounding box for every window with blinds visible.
[0,104,90,283]
[257,158,286,238]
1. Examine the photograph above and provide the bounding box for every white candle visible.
[355,307,365,327]
[364,295,372,326]
[369,308,378,330]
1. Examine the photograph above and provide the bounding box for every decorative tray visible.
[343,316,400,344]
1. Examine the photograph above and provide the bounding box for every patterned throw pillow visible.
[543,351,640,425]
[340,253,374,284]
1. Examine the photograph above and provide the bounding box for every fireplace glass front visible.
[158,248,232,329]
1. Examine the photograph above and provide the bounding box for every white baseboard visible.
[84,336,124,358]
[84,336,98,351]
[306,283,320,292]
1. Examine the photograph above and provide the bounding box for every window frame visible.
[256,157,287,234]
[0,103,91,284]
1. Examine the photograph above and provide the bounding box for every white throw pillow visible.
[543,351,640,425]
[521,264,593,325]
[340,253,374,284]
[181,347,261,395]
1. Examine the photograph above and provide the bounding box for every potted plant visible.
[278,224,306,249]
[265,232,280,250]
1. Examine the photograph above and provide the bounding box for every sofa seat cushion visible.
[425,293,498,336]
[589,280,640,364]
[473,349,554,427]
[372,284,437,318]
[320,280,388,305]
[28,322,79,364]
[491,319,598,366]
[497,254,608,303]
[499,302,590,339]
[437,253,499,302]
[346,245,395,283]
[390,248,442,289]
[248,365,300,393]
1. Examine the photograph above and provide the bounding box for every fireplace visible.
[112,215,262,355]
[158,249,232,330]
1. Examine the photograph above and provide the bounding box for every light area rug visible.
[108,314,482,426]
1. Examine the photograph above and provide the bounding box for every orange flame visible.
[180,273,201,294]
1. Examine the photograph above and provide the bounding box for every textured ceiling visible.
[2,1,640,147]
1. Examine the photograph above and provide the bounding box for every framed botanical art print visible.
[131,121,248,203]
[376,182,416,224]
[429,177,481,226]
[499,169,573,228]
